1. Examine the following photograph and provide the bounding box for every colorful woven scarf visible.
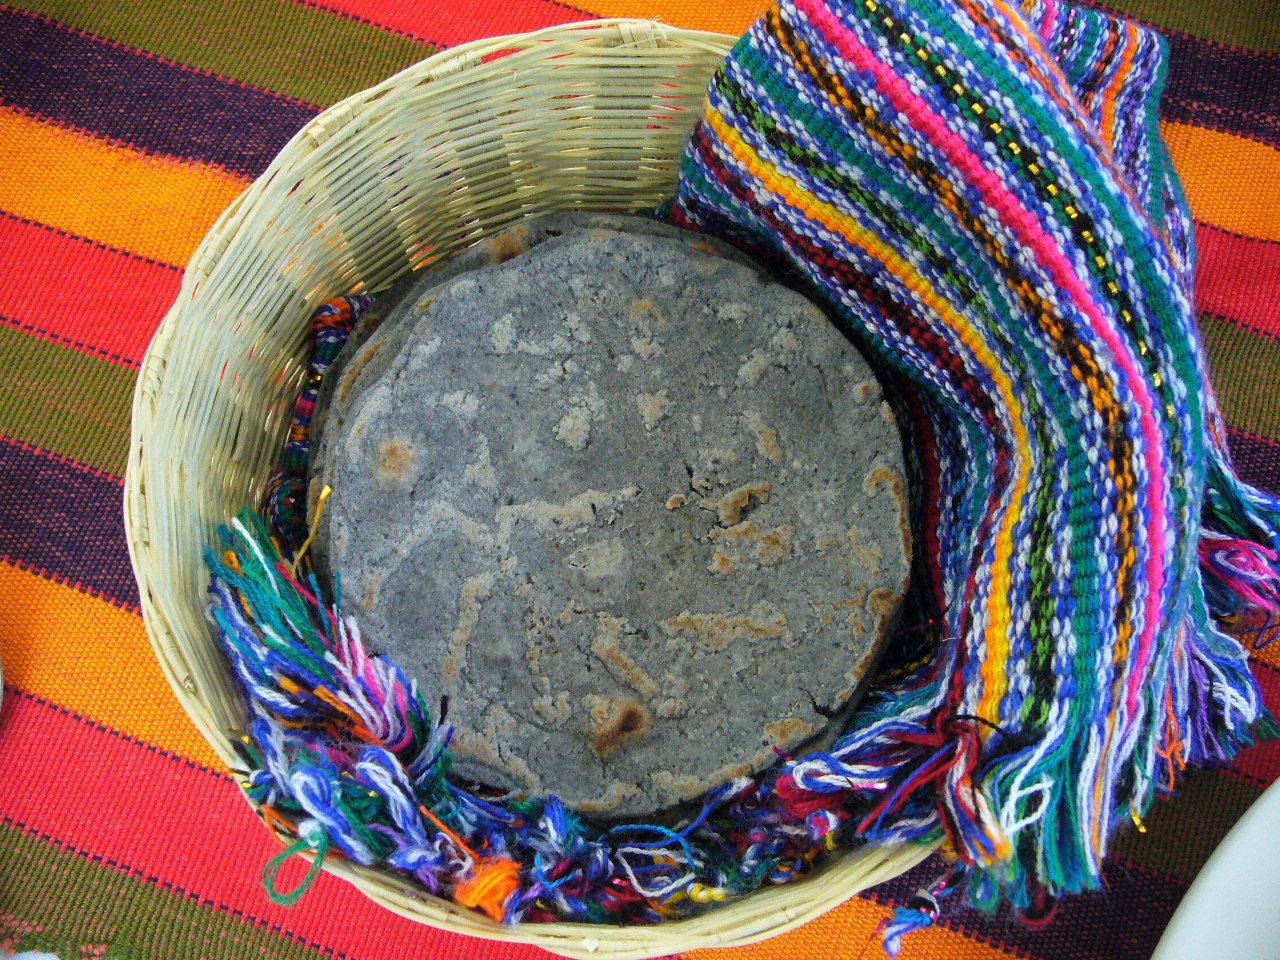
[671,0,1280,913]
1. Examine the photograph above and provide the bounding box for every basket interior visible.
[126,21,936,958]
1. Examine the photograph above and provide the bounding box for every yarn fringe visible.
[880,864,967,957]
[206,510,932,924]
[1200,457,1280,618]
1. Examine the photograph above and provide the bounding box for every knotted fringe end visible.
[671,0,1277,921]
[206,511,940,924]
[880,864,969,957]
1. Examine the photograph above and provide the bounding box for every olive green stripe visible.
[20,0,433,107]
[0,324,135,477]
[1098,0,1280,54]
[1198,312,1280,444]
[0,822,331,960]
[1111,770,1261,880]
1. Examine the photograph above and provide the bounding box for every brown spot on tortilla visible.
[866,586,898,618]
[862,463,912,565]
[706,520,792,566]
[764,716,816,745]
[746,411,785,462]
[573,779,646,815]
[756,525,793,564]
[592,622,659,699]
[661,604,791,651]
[590,697,652,755]
[488,227,530,265]
[701,481,770,526]
[852,381,879,403]
[862,464,900,497]
[336,338,385,404]
[377,436,414,481]
[708,549,736,575]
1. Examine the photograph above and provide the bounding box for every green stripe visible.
[0,326,134,477]
[1198,312,1280,443]
[21,0,433,106]
[1099,0,1280,55]
[1111,770,1261,880]
[0,822,330,960]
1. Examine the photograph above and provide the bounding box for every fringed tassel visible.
[1200,436,1280,620]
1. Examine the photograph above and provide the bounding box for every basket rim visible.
[123,18,939,958]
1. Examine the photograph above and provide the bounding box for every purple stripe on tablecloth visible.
[0,7,318,178]
[0,439,137,608]
[1159,33,1280,147]
[1227,428,1280,496]
[866,852,1186,960]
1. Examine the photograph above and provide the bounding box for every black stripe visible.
[0,439,137,608]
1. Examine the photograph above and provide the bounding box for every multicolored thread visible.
[264,293,373,546]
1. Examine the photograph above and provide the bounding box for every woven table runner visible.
[0,1,1277,958]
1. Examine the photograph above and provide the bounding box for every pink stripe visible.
[1038,0,1059,43]
[1194,224,1280,337]
[0,213,176,365]
[794,0,1169,714]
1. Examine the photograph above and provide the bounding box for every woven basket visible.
[124,19,935,959]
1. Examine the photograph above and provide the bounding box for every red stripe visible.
[1232,660,1280,784]
[300,0,589,45]
[0,691,552,960]
[1195,223,1280,339]
[0,214,177,365]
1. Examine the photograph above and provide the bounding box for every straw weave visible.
[124,20,935,958]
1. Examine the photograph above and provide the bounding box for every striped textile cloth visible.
[0,2,1275,959]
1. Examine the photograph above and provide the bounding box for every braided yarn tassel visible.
[671,0,1277,910]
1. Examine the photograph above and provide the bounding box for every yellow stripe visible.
[0,108,247,266]
[686,893,1016,960]
[1162,121,1280,242]
[0,561,224,771]
[704,107,1028,747]
[581,0,766,34]
[1102,23,1140,141]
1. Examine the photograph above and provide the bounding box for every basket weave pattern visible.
[125,20,933,958]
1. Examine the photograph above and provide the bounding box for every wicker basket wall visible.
[124,19,935,959]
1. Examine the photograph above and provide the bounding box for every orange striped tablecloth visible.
[1,1,1277,958]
